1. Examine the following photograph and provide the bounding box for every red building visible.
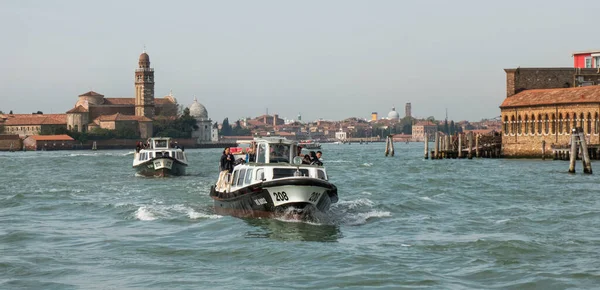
[573,50,600,68]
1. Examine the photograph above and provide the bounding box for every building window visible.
[551,114,556,134]
[544,114,549,134]
[538,114,543,134]
[572,112,577,132]
[595,56,600,68]
[524,115,529,134]
[503,116,508,134]
[565,113,570,133]
[580,113,585,130]
[517,115,522,134]
[595,112,599,134]
[587,113,592,134]
[585,57,592,68]
[558,113,563,134]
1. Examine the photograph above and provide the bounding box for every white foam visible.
[338,198,374,209]
[347,210,392,225]
[362,163,373,167]
[188,209,221,219]
[495,219,510,224]
[400,244,412,247]
[135,206,157,221]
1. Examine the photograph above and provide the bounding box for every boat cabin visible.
[135,137,187,163]
[253,137,300,164]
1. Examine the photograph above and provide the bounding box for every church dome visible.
[189,97,209,120]
[387,107,400,120]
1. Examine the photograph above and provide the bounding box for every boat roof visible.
[254,137,296,145]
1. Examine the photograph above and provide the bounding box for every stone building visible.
[411,121,437,142]
[500,67,600,157]
[189,97,218,142]
[65,52,178,138]
[0,114,67,136]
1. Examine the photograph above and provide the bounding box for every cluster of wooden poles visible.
[424,132,500,159]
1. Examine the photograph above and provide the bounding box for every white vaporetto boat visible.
[209,137,337,219]
[133,137,188,177]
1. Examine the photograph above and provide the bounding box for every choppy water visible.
[1,143,600,289]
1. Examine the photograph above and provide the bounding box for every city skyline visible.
[1,0,599,123]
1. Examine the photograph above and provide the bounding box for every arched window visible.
[503,116,509,134]
[538,114,543,134]
[587,112,592,134]
[511,115,516,134]
[573,112,577,131]
[558,113,563,134]
[551,113,556,134]
[565,113,570,133]
[524,115,529,134]
[580,113,585,131]
[544,114,549,134]
[531,114,535,134]
[518,115,522,134]
[74,125,78,132]
[68,125,72,130]
[594,112,600,134]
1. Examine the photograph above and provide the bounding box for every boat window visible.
[269,143,290,163]
[164,151,170,157]
[155,140,168,148]
[273,168,309,179]
[317,170,327,180]
[244,168,253,184]
[156,152,163,158]
[237,169,246,186]
[230,171,238,185]
[256,168,265,181]
[139,153,143,161]
[256,143,267,163]
[149,152,153,159]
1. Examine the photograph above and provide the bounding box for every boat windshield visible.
[273,168,309,179]
[269,143,290,163]
[155,139,168,148]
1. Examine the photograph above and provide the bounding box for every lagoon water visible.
[1,142,600,289]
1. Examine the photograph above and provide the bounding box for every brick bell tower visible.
[135,50,155,118]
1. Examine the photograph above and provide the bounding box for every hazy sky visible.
[1,0,599,123]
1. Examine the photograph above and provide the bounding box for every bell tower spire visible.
[135,50,155,118]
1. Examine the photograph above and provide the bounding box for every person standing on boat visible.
[220,147,234,173]
[316,151,322,160]
[309,151,323,166]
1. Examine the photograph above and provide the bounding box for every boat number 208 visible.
[273,191,289,201]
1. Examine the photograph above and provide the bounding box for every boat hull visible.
[133,157,187,177]
[210,178,338,218]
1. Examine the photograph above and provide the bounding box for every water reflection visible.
[244,218,342,242]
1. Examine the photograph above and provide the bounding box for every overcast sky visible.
[1,0,599,123]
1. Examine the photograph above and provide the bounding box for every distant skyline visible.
[1,0,599,123]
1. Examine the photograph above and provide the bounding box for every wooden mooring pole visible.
[541,140,546,161]
[467,132,473,159]
[424,133,429,159]
[434,132,439,160]
[458,133,463,158]
[475,134,480,158]
[569,131,577,173]
[579,131,592,174]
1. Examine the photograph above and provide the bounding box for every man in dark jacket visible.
[220,147,235,173]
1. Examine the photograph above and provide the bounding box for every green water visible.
[1,143,599,289]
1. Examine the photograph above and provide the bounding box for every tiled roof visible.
[79,91,104,97]
[2,114,66,125]
[500,85,600,108]
[95,113,152,122]
[27,134,74,141]
[102,97,176,106]
[414,121,437,126]
[66,105,89,113]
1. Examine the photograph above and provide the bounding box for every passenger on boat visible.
[220,147,234,173]
[316,151,322,160]
[302,154,312,164]
[309,151,323,166]
[245,147,256,162]
[135,141,142,152]
[297,146,304,157]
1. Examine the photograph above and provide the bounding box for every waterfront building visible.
[412,121,437,142]
[500,66,600,157]
[65,52,178,138]
[189,97,217,143]
[573,49,600,68]
[0,114,67,136]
